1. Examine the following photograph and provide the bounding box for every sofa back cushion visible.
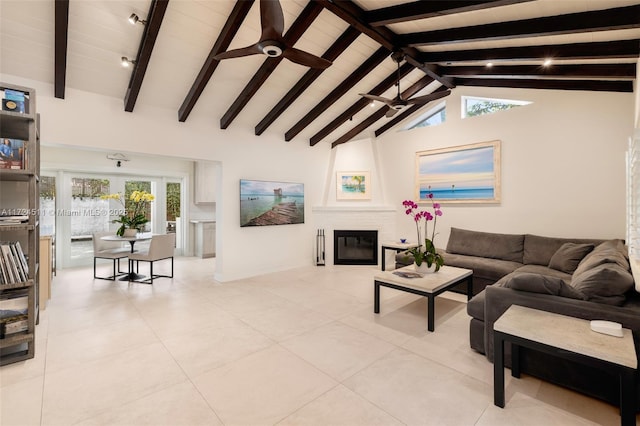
[570,240,633,306]
[446,227,524,263]
[572,239,629,277]
[548,243,595,274]
[523,234,604,266]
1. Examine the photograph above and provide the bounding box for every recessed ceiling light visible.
[543,58,552,67]
[370,101,375,108]
[486,62,493,68]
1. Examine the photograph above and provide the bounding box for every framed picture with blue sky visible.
[415,140,501,204]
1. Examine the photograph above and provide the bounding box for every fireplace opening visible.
[334,230,378,265]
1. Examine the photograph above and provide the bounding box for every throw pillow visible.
[573,239,630,279]
[570,263,634,306]
[501,272,585,300]
[548,243,595,274]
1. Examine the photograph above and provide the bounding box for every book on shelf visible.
[0,138,25,169]
[0,216,29,225]
[0,242,28,285]
[1,88,28,114]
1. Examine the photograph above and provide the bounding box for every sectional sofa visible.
[396,227,640,407]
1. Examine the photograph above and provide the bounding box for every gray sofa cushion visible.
[573,239,629,277]
[548,243,595,274]
[523,234,604,266]
[515,264,573,281]
[446,227,524,263]
[443,252,521,282]
[501,272,585,300]
[570,263,634,306]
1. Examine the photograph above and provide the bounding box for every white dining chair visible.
[92,231,129,280]
[128,233,175,284]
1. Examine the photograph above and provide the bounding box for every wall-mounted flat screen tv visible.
[240,179,304,227]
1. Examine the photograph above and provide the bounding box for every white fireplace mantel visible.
[312,205,397,267]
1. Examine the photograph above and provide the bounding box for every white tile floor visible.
[1,257,635,425]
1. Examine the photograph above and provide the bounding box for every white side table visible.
[493,305,637,426]
[380,241,419,271]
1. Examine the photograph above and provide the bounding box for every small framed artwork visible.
[336,171,371,200]
[415,140,501,203]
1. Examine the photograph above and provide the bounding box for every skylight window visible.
[462,96,531,118]
[403,101,446,131]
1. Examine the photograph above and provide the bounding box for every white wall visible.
[4,74,635,281]
[4,75,331,282]
[379,86,635,247]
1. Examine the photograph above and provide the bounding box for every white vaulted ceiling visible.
[1,0,638,147]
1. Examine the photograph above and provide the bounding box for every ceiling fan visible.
[360,51,451,118]
[214,0,332,69]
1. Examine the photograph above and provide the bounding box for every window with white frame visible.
[403,101,446,130]
[462,96,531,118]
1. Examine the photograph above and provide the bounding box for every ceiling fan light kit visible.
[359,51,450,118]
[214,0,332,69]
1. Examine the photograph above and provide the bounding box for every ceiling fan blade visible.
[385,107,399,118]
[282,47,332,69]
[214,44,263,61]
[406,89,452,105]
[259,0,285,41]
[359,94,392,105]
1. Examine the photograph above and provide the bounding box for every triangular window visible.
[462,96,531,118]
[403,101,446,130]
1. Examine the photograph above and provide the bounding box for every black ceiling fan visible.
[214,0,332,69]
[360,51,451,118]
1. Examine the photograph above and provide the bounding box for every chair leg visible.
[94,257,127,280]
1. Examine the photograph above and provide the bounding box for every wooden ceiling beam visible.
[365,0,532,26]
[178,0,255,122]
[440,64,637,79]
[255,26,360,136]
[374,86,450,137]
[220,1,323,129]
[455,77,634,92]
[420,39,640,63]
[317,0,453,89]
[284,46,390,142]
[310,62,415,146]
[124,0,169,112]
[401,5,640,47]
[330,75,437,148]
[54,0,69,99]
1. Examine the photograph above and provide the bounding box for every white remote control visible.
[590,320,623,337]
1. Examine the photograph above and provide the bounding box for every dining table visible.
[100,233,152,281]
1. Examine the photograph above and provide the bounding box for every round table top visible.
[100,233,152,242]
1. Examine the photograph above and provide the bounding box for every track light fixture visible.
[128,13,147,25]
[121,56,136,67]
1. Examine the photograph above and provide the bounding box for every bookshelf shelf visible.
[0,82,39,365]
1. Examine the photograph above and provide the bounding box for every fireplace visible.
[334,230,378,265]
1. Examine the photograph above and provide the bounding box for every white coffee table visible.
[494,305,637,426]
[374,265,473,331]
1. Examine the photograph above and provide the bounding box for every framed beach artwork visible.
[415,140,501,203]
[336,171,371,200]
[240,179,305,227]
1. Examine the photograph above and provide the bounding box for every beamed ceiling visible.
[1,0,639,148]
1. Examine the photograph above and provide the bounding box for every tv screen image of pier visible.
[240,179,304,227]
